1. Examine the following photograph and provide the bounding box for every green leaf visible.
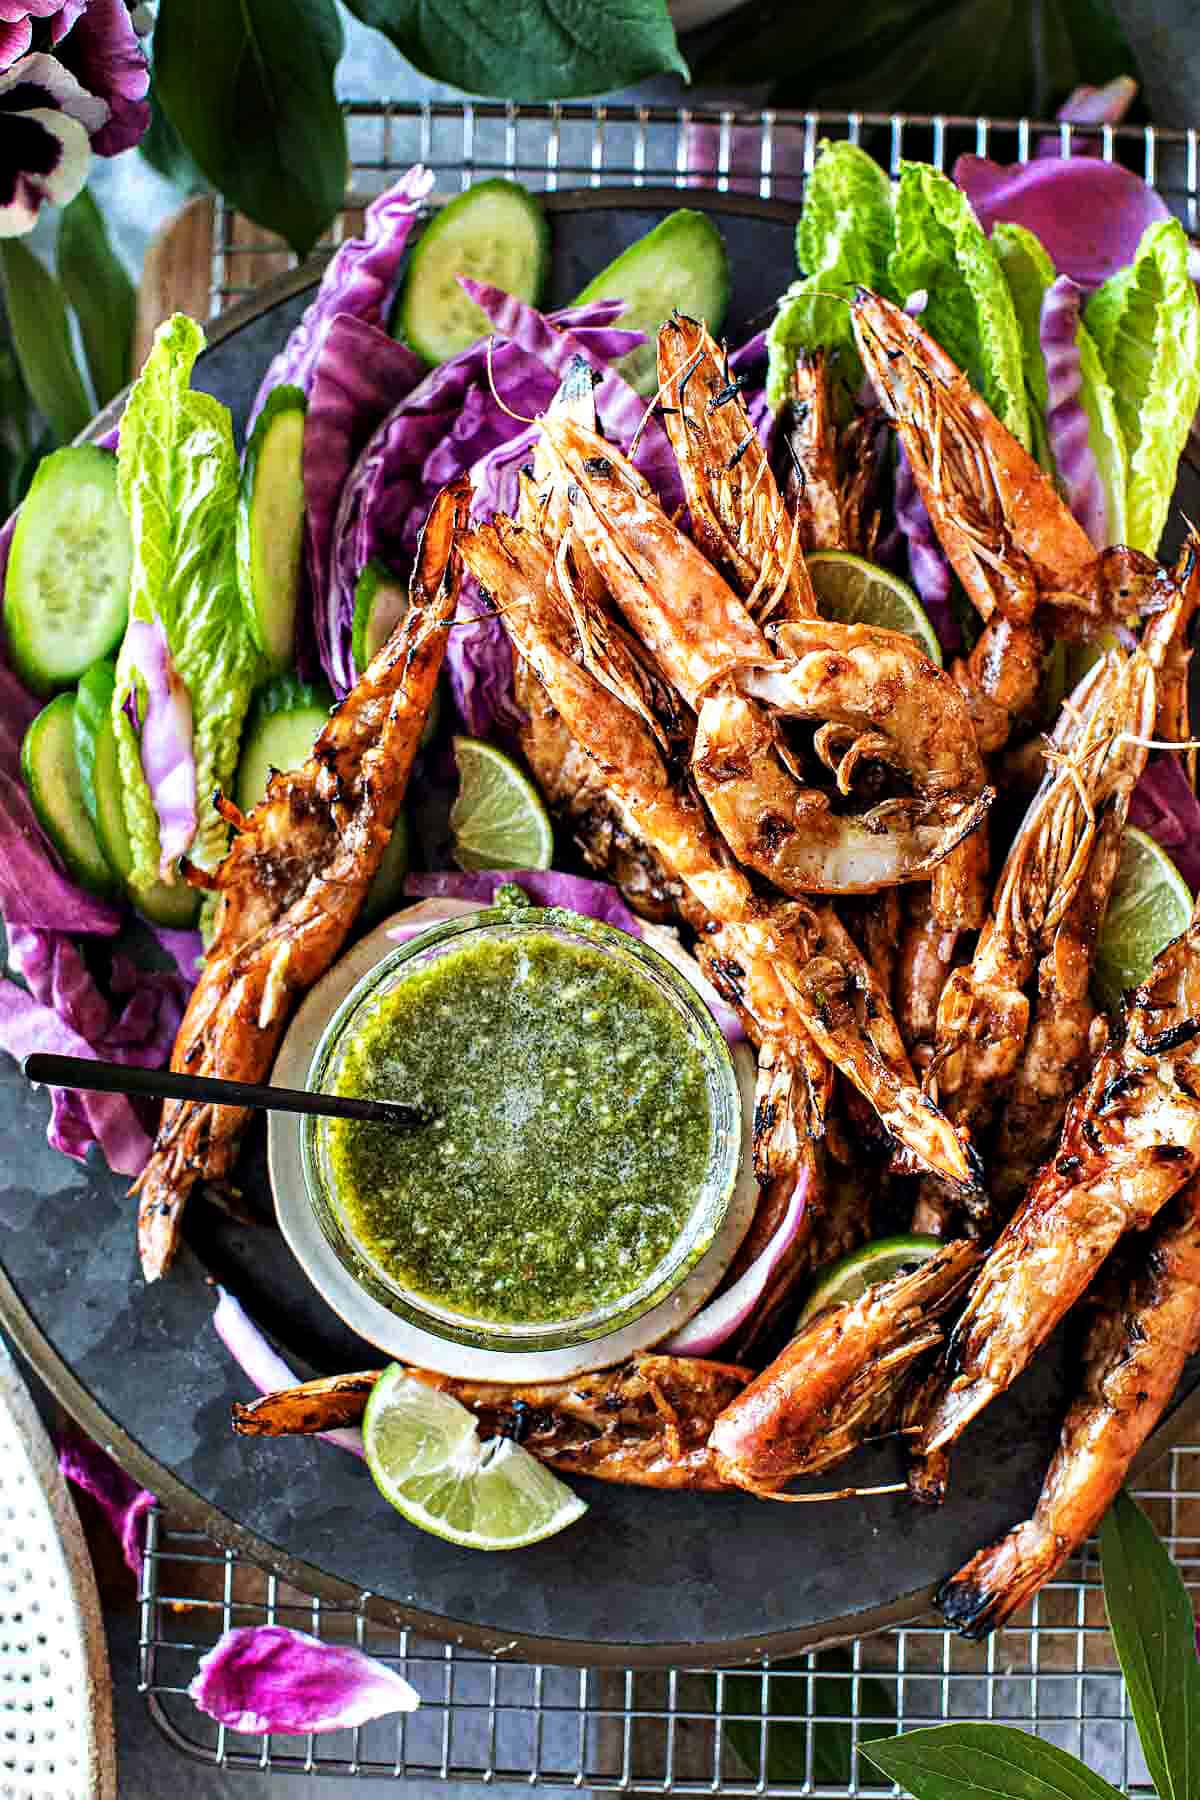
[0,241,91,445]
[114,314,261,887]
[153,0,347,256]
[712,1652,897,1788]
[57,190,136,410]
[765,140,893,412]
[342,0,687,103]
[1100,1490,1200,1800]
[138,78,208,195]
[889,162,1030,449]
[1085,219,1200,556]
[860,1722,1127,1800]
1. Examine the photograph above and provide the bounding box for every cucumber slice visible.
[4,445,132,694]
[392,179,549,366]
[352,560,409,673]
[22,693,118,896]
[73,659,199,927]
[235,672,409,920]
[235,673,334,814]
[352,562,441,747]
[237,385,306,673]
[571,210,731,395]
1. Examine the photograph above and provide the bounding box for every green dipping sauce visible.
[323,929,715,1325]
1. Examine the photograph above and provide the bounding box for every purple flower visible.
[0,1,82,69]
[0,49,100,232]
[53,0,148,155]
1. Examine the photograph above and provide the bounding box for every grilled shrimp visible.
[932,647,1158,1193]
[896,887,959,1065]
[852,288,1164,745]
[460,513,980,1193]
[936,1178,1200,1636]
[917,893,1200,1461]
[709,1238,980,1493]
[782,349,883,556]
[1153,532,1200,787]
[233,1357,751,1490]
[130,479,468,1281]
[541,410,992,896]
[657,313,816,622]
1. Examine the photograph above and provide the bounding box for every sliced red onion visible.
[659,1163,811,1356]
[190,1625,418,1735]
[122,616,197,877]
[212,1287,363,1458]
[1040,276,1107,548]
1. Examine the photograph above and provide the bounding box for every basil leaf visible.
[1101,1489,1200,1800]
[153,0,346,256]
[0,241,90,445]
[860,1722,1127,1800]
[57,190,136,409]
[342,0,687,103]
[712,1651,897,1787]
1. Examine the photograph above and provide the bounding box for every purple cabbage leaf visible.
[1130,755,1200,896]
[247,165,433,435]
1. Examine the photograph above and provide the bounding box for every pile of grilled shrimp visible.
[166,298,1200,1637]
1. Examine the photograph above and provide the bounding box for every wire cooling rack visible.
[208,99,1200,314]
[139,1443,1195,1789]
[181,101,1200,1789]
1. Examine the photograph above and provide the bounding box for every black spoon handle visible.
[22,1053,432,1132]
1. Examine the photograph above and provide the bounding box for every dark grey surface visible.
[1,191,1195,1670]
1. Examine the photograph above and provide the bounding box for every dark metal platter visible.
[3,188,1199,1669]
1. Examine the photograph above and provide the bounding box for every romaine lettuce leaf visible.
[113,314,261,889]
[889,162,1030,450]
[991,221,1055,471]
[1085,218,1200,555]
[993,223,1126,544]
[766,140,893,412]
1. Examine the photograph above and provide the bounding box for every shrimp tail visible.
[935,1525,1058,1637]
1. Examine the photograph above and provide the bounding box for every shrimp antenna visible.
[628,343,706,460]
[485,336,538,425]
[736,1479,908,1504]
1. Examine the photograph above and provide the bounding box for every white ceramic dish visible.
[268,906,758,1382]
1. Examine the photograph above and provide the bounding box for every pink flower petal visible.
[189,1626,418,1735]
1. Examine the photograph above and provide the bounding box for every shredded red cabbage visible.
[1,928,190,1172]
[403,868,646,936]
[190,1625,418,1735]
[246,165,433,435]
[1130,755,1200,895]
[893,445,960,654]
[1040,276,1107,548]
[954,153,1168,291]
[122,616,197,877]
[304,314,426,692]
[57,1422,154,1577]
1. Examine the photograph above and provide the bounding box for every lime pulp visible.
[807,551,944,667]
[796,1234,943,1329]
[450,734,554,872]
[362,1366,587,1550]
[1093,826,1192,1010]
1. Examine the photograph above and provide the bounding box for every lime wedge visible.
[807,551,944,668]
[796,1234,943,1329]
[449,735,553,872]
[1093,826,1193,1011]
[363,1366,587,1550]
